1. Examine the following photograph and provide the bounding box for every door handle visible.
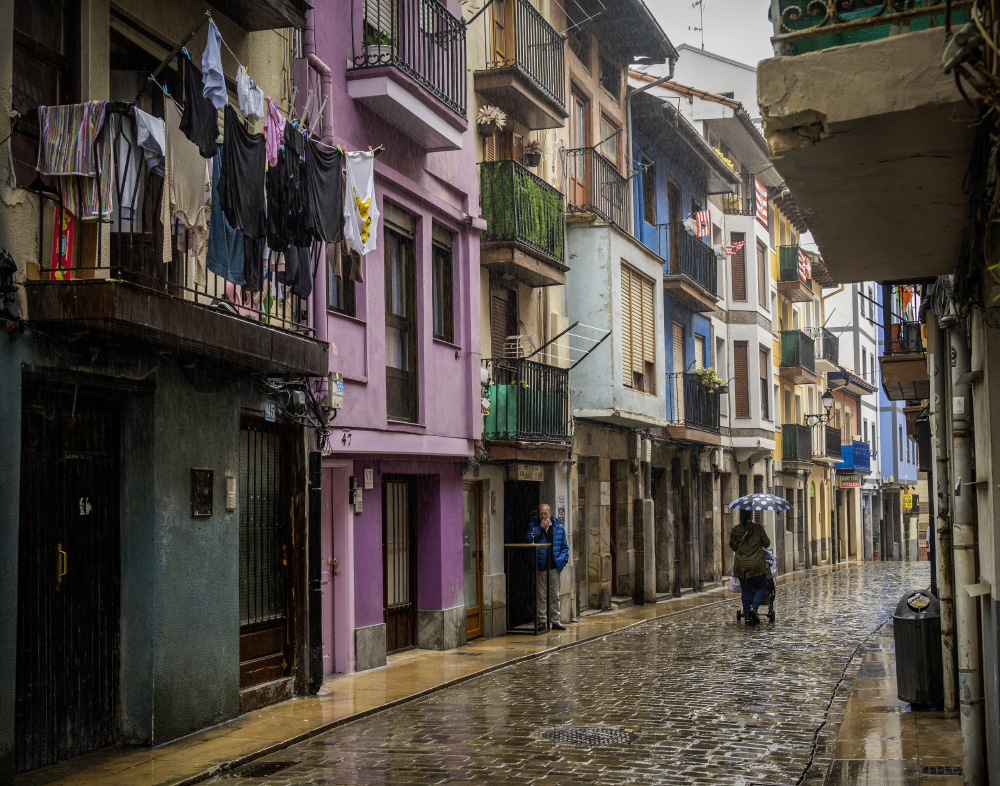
[57,544,68,583]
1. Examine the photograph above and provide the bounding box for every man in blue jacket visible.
[526,503,569,631]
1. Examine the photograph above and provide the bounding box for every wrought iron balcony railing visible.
[722,173,756,216]
[782,423,812,462]
[483,0,566,113]
[665,373,721,434]
[771,0,971,56]
[655,224,718,297]
[353,0,467,118]
[884,320,924,357]
[780,330,816,373]
[482,357,570,443]
[812,424,843,461]
[564,147,628,231]
[480,159,565,263]
[804,326,839,367]
[835,440,872,472]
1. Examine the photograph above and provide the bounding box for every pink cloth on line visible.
[262,98,286,167]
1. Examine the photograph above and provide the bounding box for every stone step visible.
[610,596,635,611]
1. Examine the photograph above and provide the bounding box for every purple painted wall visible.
[349,458,465,629]
[304,0,482,446]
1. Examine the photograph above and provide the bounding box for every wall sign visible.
[840,475,861,488]
[600,481,611,506]
[902,493,914,510]
[512,463,545,482]
[364,468,374,490]
[264,401,276,422]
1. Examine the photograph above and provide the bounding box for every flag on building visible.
[797,248,811,282]
[754,177,768,227]
[694,210,710,237]
[725,240,745,256]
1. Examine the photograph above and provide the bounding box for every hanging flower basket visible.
[523,151,542,167]
[478,120,497,137]
[476,105,507,138]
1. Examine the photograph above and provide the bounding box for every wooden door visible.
[16,389,121,773]
[491,0,514,65]
[667,178,682,272]
[490,277,518,359]
[462,483,484,639]
[568,91,590,207]
[383,477,417,653]
[238,419,292,690]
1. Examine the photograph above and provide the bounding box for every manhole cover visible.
[224,761,298,778]
[921,765,963,776]
[541,727,638,746]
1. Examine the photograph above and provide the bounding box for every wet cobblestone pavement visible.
[213,563,931,786]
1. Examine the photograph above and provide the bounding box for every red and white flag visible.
[754,177,768,227]
[694,210,711,237]
[797,248,811,282]
[725,241,745,256]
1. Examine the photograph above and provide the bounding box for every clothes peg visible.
[183,47,191,60]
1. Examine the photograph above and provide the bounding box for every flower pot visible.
[686,372,701,384]
[523,151,541,167]
[364,44,394,64]
[478,120,497,137]
[716,384,728,395]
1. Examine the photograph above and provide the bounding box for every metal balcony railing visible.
[482,358,570,443]
[484,0,566,113]
[665,373,722,434]
[835,440,872,472]
[803,326,839,367]
[778,244,810,284]
[884,320,924,357]
[564,147,628,231]
[480,159,565,263]
[655,224,718,297]
[35,105,307,334]
[811,424,842,461]
[722,172,756,216]
[780,330,816,373]
[353,0,468,118]
[782,423,812,462]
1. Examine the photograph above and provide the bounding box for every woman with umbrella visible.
[727,493,788,625]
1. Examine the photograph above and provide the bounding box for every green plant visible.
[690,367,725,387]
[364,30,394,47]
[480,161,564,260]
[477,105,507,129]
[523,138,545,157]
[713,146,735,169]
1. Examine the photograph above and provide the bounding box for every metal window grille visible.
[239,424,284,626]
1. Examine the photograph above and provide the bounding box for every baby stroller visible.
[735,546,777,624]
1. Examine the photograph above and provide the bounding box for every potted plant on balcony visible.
[476,105,507,138]
[363,30,395,63]
[688,367,727,393]
[522,138,544,167]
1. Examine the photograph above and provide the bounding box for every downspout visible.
[626,55,676,238]
[304,11,334,347]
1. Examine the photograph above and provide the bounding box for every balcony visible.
[564,148,628,233]
[657,224,719,313]
[881,319,929,401]
[804,326,839,373]
[812,424,843,462]
[25,108,327,378]
[479,160,567,287]
[348,0,468,151]
[665,373,722,445]
[779,330,819,385]
[835,440,872,474]
[473,0,567,130]
[777,245,812,302]
[782,423,812,465]
[482,358,571,453]
[722,173,756,216]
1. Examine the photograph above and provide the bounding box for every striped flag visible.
[694,210,710,237]
[797,248,811,282]
[754,177,768,227]
[725,241,745,256]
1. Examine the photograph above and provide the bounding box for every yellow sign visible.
[902,494,914,510]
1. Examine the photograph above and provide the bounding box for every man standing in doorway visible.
[527,504,568,631]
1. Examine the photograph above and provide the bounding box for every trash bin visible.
[893,589,943,705]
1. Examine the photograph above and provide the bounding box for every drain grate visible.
[542,727,638,746]
[223,761,298,778]
[453,652,483,656]
[921,765,963,776]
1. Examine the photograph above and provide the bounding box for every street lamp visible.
[804,388,836,425]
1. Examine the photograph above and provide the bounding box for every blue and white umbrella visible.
[726,493,792,512]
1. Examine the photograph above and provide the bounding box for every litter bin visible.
[893,589,943,705]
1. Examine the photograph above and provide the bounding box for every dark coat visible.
[729,521,770,580]
[526,518,569,572]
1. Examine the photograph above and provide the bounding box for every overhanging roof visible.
[577,0,677,64]
[208,0,311,31]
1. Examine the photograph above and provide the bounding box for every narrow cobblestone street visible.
[210,563,930,785]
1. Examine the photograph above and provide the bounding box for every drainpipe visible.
[304,11,334,348]
[950,324,985,785]
[626,55,676,238]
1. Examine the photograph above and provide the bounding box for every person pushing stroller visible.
[730,509,770,625]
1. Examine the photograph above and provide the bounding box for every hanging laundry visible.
[179,59,219,158]
[237,66,265,122]
[327,238,364,283]
[343,150,379,255]
[284,121,305,160]
[160,99,208,281]
[262,98,286,167]
[266,145,307,252]
[36,102,116,220]
[326,241,342,281]
[134,106,165,174]
[280,244,313,299]
[201,20,227,110]
[111,112,141,225]
[304,139,343,244]
[207,148,245,286]
[49,206,76,280]
[242,236,266,293]
[218,106,266,239]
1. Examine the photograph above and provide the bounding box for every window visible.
[730,232,747,301]
[432,228,454,342]
[385,224,418,422]
[860,287,866,318]
[868,286,875,324]
[621,263,656,394]
[864,419,869,444]
[641,153,656,226]
[599,54,621,100]
[712,223,722,246]
[566,3,591,70]
[600,115,620,167]
[779,219,787,247]
[757,242,768,308]
[899,425,903,461]
[768,203,776,248]
[490,276,517,359]
[327,256,357,317]
[734,342,750,418]
[691,198,702,219]
[907,432,912,463]
[759,347,770,420]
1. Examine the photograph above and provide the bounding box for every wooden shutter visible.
[484,133,495,162]
[621,266,633,386]
[512,133,523,164]
[490,280,516,358]
[731,232,746,301]
[641,276,654,370]
[734,342,750,418]
[631,272,643,374]
[694,334,705,370]
[673,322,684,420]
[757,242,767,307]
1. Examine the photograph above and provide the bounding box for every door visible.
[462,483,484,639]
[16,388,121,773]
[385,227,418,422]
[490,276,518,359]
[568,90,590,207]
[672,321,685,423]
[239,419,292,690]
[667,178,682,270]
[383,477,417,653]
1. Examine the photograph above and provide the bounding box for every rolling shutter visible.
[734,342,750,418]
[731,232,746,301]
[757,242,767,307]
[673,322,685,420]
[621,266,633,385]
[694,334,704,370]
[641,275,654,371]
